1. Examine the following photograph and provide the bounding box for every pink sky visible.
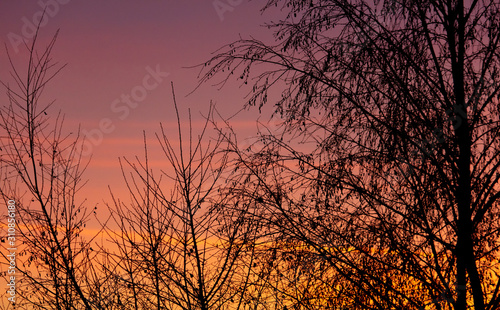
[0,1,283,210]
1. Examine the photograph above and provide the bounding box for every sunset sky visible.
[2,2,498,309]
[0,1,282,211]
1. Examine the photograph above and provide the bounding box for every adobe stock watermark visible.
[7,0,71,54]
[77,64,170,157]
[213,0,244,21]
[5,200,16,305]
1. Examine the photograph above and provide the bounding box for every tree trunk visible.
[451,1,485,308]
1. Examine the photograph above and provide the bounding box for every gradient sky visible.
[0,1,283,212]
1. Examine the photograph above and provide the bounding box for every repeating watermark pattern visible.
[213,0,244,21]
[7,0,71,53]
[6,200,16,304]
[78,64,170,157]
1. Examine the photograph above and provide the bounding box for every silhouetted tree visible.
[0,30,100,309]
[200,1,500,309]
[103,88,258,310]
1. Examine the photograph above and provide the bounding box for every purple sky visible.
[0,1,283,206]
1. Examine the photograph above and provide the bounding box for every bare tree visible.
[199,1,500,309]
[102,86,258,310]
[0,30,101,309]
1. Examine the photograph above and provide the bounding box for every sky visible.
[0,0,283,212]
